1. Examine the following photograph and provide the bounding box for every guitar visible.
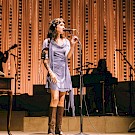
[6,44,18,52]
[0,44,18,59]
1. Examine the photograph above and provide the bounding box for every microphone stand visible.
[11,53,18,110]
[74,37,88,135]
[67,30,88,135]
[117,50,135,132]
[117,50,135,115]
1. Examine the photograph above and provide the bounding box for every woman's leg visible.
[48,90,59,135]
[55,92,66,135]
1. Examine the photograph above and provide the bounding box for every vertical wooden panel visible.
[0,0,135,95]
[106,0,115,73]
[133,1,135,79]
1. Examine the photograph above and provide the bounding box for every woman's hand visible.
[71,36,79,45]
[50,71,58,83]
[67,36,79,58]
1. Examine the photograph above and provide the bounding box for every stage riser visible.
[24,116,134,133]
[0,111,134,133]
[0,111,27,131]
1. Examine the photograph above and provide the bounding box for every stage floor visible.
[0,132,135,135]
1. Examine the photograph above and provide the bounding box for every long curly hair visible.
[47,18,65,40]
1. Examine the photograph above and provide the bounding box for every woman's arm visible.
[67,36,78,59]
[42,49,57,84]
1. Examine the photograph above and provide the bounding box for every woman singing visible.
[42,18,78,135]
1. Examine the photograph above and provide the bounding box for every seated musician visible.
[0,51,9,75]
[90,59,114,114]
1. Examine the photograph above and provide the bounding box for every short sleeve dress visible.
[42,38,72,92]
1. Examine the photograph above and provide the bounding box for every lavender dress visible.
[42,38,72,92]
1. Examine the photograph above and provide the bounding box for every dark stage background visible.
[0,82,135,116]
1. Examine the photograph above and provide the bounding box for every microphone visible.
[115,49,126,51]
[63,28,76,32]
[10,44,18,49]
[10,53,18,57]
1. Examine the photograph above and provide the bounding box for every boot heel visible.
[48,133,55,135]
[55,130,63,135]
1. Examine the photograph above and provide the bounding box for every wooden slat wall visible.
[0,0,135,95]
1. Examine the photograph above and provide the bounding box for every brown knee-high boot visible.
[55,106,64,135]
[48,107,57,135]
